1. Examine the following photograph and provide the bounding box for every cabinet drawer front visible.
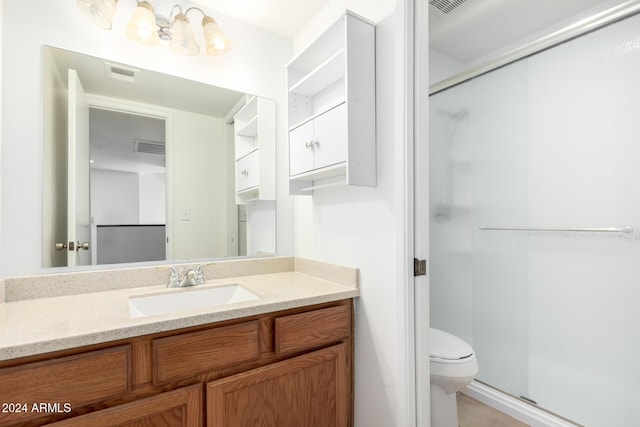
[275,305,350,356]
[0,346,132,426]
[236,150,260,192]
[154,321,259,385]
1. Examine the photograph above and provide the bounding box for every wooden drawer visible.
[275,305,351,356]
[0,345,132,426]
[153,321,259,385]
[46,384,202,427]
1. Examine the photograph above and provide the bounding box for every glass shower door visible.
[429,11,640,426]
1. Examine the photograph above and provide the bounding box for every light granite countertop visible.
[0,257,359,361]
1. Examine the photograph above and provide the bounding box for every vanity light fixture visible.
[76,0,232,56]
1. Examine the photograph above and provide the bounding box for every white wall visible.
[42,48,68,268]
[171,112,228,260]
[292,1,413,426]
[139,173,166,224]
[246,201,276,256]
[0,0,3,275]
[91,170,140,225]
[0,1,293,275]
[92,170,165,225]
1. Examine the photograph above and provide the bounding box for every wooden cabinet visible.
[0,300,353,427]
[233,96,276,204]
[287,11,376,195]
[207,344,348,427]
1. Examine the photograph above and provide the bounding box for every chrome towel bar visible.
[479,226,633,233]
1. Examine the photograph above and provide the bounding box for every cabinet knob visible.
[241,169,249,176]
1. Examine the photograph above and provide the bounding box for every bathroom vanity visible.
[0,257,358,427]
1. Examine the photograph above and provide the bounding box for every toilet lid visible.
[429,328,474,361]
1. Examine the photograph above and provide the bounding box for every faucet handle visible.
[167,267,180,288]
[194,264,206,285]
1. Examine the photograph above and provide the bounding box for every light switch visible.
[180,207,191,221]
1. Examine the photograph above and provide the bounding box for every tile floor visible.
[457,393,529,427]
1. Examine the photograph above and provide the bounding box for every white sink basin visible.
[128,284,260,318]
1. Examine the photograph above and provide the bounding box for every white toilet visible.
[430,328,479,427]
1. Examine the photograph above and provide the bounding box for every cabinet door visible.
[236,150,260,192]
[289,120,315,176]
[313,103,347,170]
[46,384,202,427]
[207,344,349,427]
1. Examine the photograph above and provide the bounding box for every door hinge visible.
[414,258,427,277]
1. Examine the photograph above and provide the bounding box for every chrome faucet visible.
[167,265,206,288]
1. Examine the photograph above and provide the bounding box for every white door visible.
[313,103,347,170]
[289,119,315,176]
[236,150,260,191]
[67,69,92,266]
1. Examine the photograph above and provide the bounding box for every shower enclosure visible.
[429,9,640,427]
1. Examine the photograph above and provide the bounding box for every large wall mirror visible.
[43,46,276,269]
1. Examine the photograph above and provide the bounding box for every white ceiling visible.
[429,0,619,63]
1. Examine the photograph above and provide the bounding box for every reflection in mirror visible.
[42,46,276,268]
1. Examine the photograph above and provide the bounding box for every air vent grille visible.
[429,0,467,14]
[104,62,138,83]
[134,139,165,155]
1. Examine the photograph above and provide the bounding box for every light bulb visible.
[170,14,200,56]
[125,1,160,47]
[202,16,232,56]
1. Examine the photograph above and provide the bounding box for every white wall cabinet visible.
[233,96,276,204]
[287,11,376,195]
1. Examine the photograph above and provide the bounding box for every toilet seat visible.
[430,328,474,363]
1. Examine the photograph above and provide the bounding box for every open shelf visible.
[234,96,257,122]
[236,115,258,137]
[289,49,345,97]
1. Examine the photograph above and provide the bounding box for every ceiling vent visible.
[429,0,467,14]
[134,139,165,155]
[104,62,139,83]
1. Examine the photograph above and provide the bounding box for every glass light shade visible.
[76,0,117,30]
[125,1,160,47]
[170,14,200,56]
[202,17,232,56]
